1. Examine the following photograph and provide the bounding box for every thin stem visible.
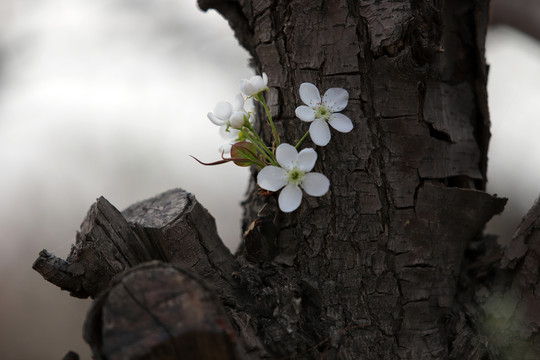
[245,123,277,161]
[242,130,269,160]
[256,93,280,147]
[295,130,310,149]
[242,128,278,167]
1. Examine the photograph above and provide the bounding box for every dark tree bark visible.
[33,1,540,359]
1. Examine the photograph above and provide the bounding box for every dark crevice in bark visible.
[381,114,417,119]
[428,124,453,142]
[416,81,453,144]
[409,0,443,66]
[419,176,479,190]
[351,0,392,230]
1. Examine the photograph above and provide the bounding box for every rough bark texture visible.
[33,0,540,359]
[201,0,506,358]
[34,189,237,301]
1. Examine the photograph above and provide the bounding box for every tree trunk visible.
[201,0,504,358]
[33,0,540,359]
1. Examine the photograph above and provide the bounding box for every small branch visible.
[33,196,152,298]
[32,249,87,298]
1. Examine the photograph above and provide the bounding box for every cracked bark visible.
[32,0,540,359]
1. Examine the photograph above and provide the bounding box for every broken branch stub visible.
[33,195,154,298]
[122,188,238,302]
[33,188,238,300]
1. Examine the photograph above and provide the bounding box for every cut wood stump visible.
[84,261,241,360]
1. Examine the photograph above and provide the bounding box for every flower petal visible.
[275,143,298,170]
[299,83,321,108]
[219,126,239,140]
[328,113,353,133]
[229,111,246,128]
[257,166,287,191]
[233,93,245,111]
[295,105,315,122]
[278,184,303,212]
[213,101,233,120]
[239,74,268,96]
[239,79,252,96]
[297,148,317,172]
[208,112,225,126]
[251,76,265,91]
[302,172,330,196]
[309,119,331,146]
[322,88,349,112]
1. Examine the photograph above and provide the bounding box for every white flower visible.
[295,82,353,146]
[218,126,240,154]
[257,143,329,212]
[217,112,255,154]
[219,113,255,154]
[208,93,248,130]
[239,73,268,97]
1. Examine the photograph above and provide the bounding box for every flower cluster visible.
[197,73,353,213]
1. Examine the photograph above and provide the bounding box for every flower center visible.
[315,105,331,121]
[287,167,306,186]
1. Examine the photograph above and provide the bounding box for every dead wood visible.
[33,189,238,300]
[84,261,242,360]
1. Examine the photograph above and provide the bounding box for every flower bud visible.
[229,111,247,129]
[231,141,260,167]
[239,73,268,97]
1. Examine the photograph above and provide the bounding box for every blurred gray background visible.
[0,1,538,359]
